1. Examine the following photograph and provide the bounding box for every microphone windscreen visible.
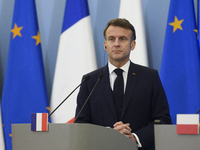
[98,73,104,79]
[84,75,91,81]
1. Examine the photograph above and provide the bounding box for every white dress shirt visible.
[108,60,142,148]
[108,60,130,93]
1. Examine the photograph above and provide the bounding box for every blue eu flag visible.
[160,0,200,124]
[1,0,50,149]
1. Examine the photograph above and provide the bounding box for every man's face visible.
[104,25,136,66]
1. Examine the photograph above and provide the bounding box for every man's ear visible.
[104,41,107,51]
[130,40,136,50]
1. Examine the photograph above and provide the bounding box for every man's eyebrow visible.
[107,36,115,40]
[108,35,127,38]
[120,36,128,38]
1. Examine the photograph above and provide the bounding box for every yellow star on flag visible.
[46,107,50,111]
[32,31,41,46]
[169,16,184,33]
[194,29,198,39]
[194,29,198,33]
[11,23,23,39]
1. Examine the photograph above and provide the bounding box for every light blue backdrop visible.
[0,0,197,100]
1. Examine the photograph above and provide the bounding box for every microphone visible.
[196,109,200,114]
[74,73,104,123]
[48,75,90,118]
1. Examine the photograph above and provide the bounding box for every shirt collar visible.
[108,60,130,75]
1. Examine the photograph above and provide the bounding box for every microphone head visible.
[84,75,91,81]
[98,73,104,79]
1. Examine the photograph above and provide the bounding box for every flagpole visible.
[197,0,199,31]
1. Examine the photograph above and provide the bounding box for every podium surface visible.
[155,125,200,150]
[12,123,137,150]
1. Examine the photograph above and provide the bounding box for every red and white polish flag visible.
[31,113,48,131]
[177,114,199,134]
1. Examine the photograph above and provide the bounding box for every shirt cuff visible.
[132,133,142,148]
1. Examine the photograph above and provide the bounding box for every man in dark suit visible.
[75,18,171,150]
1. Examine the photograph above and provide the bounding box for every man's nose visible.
[114,39,120,46]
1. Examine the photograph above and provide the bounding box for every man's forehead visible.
[106,26,132,37]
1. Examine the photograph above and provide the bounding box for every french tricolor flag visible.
[50,0,97,123]
[31,113,48,131]
[177,114,199,134]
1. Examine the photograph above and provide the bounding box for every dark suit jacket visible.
[75,62,171,150]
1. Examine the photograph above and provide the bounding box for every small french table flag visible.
[31,113,48,131]
[176,114,199,134]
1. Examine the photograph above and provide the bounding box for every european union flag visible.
[160,0,200,124]
[1,0,50,149]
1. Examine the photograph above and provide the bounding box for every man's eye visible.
[120,38,126,41]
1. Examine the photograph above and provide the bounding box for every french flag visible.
[31,113,48,131]
[177,114,199,134]
[50,0,97,123]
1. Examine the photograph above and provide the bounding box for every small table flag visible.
[31,113,48,131]
[176,114,199,134]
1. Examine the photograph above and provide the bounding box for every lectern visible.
[12,123,137,150]
[155,125,200,150]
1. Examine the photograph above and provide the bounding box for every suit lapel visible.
[101,65,117,119]
[121,62,138,119]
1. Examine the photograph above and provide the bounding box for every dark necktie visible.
[114,69,124,104]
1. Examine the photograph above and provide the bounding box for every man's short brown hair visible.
[103,18,136,41]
